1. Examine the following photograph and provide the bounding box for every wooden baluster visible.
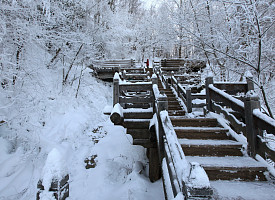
[171,71,174,87]
[246,75,254,91]
[245,93,260,157]
[205,76,214,112]
[152,74,158,85]
[186,87,192,113]
[113,73,120,106]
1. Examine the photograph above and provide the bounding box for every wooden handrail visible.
[152,79,212,199]
[205,77,275,162]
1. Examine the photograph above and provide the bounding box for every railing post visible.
[122,70,126,80]
[244,92,260,157]
[205,76,214,111]
[186,87,192,113]
[165,76,169,89]
[157,95,168,161]
[113,73,120,106]
[176,77,180,97]
[152,74,158,85]
[246,75,254,91]
[147,71,151,81]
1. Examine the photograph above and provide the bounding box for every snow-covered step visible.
[210,180,275,199]
[168,104,182,110]
[174,127,229,140]
[167,97,178,101]
[168,110,186,116]
[186,156,267,181]
[168,101,181,105]
[179,139,243,157]
[171,117,218,127]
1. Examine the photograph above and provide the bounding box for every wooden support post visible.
[113,73,120,106]
[165,76,169,89]
[152,74,158,85]
[149,145,161,182]
[205,76,214,112]
[244,92,260,157]
[171,71,174,87]
[186,87,192,113]
[147,71,150,81]
[176,77,180,97]
[246,75,254,91]
[122,70,126,80]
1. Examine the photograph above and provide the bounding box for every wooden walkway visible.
[106,59,275,199]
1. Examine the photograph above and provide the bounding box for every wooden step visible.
[167,97,178,101]
[179,139,243,156]
[164,91,174,95]
[174,127,229,140]
[168,110,186,116]
[123,108,153,119]
[168,105,182,110]
[127,129,150,139]
[186,156,267,181]
[166,94,175,97]
[168,101,181,106]
[123,119,150,129]
[171,117,218,127]
[210,180,275,199]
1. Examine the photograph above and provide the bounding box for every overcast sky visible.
[141,0,161,9]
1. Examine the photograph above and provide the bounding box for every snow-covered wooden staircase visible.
[108,67,275,199]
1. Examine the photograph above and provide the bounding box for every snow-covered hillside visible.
[0,44,164,200]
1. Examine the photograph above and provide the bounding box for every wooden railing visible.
[164,72,206,113]
[205,76,275,162]
[160,59,206,74]
[113,73,153,108]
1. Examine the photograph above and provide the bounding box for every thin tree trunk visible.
[47,48,61,69]
[63,43,84,84]
[260,85,274,118]
[75,65,85,98]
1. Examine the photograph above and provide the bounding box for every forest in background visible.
[1,0,274,117]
